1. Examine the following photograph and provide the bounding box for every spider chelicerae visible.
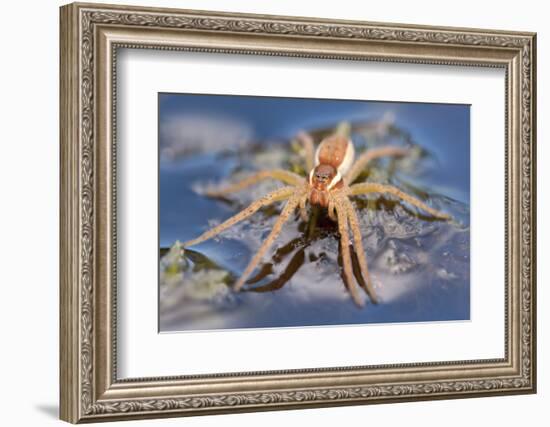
[183,122,450,307]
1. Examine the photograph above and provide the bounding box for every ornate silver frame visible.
[59,2,537,423]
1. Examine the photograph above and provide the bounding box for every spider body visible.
[183,122,450,307]
[309,134,352,207]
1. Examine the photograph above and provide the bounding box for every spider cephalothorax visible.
[183,122,450,307]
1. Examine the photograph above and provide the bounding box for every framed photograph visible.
[60,2,537,423]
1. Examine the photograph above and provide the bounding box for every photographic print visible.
[159,93,470,332]
[60,4,536,421]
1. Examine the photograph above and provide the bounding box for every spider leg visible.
[345,146,409,185]
[333,195,364,307]
[206,169,304,197]
[350,183,450,220]
[342,197,379,303]
[234,194,302,291]
[295,131,315,172]
[183,186,295,248]
[299,193,309,222]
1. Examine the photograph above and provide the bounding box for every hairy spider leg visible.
[327,198,337,221]
[333,195,364,307]
[206,169,303,197]
[299,193,309,222]
[342,196,378,303]
[183,186,295,248]
[234,194,303,291]
[350,183,450,219]
[345,146,409,185]
[295,131,315,173]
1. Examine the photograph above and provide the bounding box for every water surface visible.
[158,93,470,332]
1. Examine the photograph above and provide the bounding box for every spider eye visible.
[312,164,336,186]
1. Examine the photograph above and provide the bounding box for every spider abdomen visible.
[315,135,355,175]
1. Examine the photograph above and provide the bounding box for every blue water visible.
[158,93,470,332]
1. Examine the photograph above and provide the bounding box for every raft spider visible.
[183,122,450,307]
